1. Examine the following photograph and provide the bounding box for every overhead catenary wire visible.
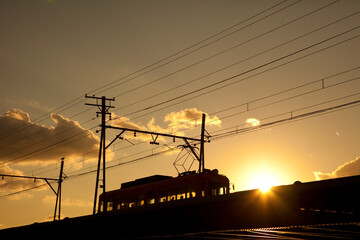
[112,0,340,103]
[0,1,358,197]
[94,0,300,97]
[43,97,360,185]
[1,26,359,169]
[12,79,360,191]
[0,1,303,166]
[119,27,360,121]
[0,0,292,140]
[1,0,345,155]
[116,9,360,115]
[3,93,359,199]
[211,98,360,141]
[0,0,347,147]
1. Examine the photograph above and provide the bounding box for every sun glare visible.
[251,174,279,193]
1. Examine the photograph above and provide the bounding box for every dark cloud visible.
[313,156,360,180]
[0,109,100,197]
[0,109,99,164]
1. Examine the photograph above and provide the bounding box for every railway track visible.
[141,222,360,240]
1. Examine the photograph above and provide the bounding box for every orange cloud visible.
[0,109,100,164]
[313,156,360,180]
[110,108,221,142]
[246,118,260,127]
[0,163,46,198]
[164,108,221,130]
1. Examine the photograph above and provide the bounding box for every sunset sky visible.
[1,0,359,229]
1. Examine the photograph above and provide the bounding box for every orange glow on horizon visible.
[251,174,279,193]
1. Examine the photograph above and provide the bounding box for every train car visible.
[98,169,229,212]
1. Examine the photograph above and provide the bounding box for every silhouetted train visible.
[98,169,229,212]
[2,174,360,239]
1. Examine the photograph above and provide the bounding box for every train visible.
[2,173,360,239]
[98,169,230,213]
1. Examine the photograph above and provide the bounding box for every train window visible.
[117,203,121,210]
[159,196,167,203]
[177,192,186,200]
[211,188,217,196]
[148,198,155,204]
[167,194,176,201]
[201,183,207,197]
[147,191,156,204]
[187,191,196,198]
[107,201,113,211]
[129,202,135,208]
[137,199,144,206]
[219,187,224,195]
[99,201,104,212]
[187,184,196,198]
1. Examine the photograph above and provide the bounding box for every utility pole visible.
[199,113,206,173]
[0,157,66,221]
[85,95,115,214]
[53,158,65,221]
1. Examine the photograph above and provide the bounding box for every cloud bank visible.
[0,163,46,198]
[0,108,221,197]
[0,109,100,164]
[313,156,360,180]
[0,109,100,196]
[110,108,221,142]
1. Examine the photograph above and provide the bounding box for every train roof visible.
[100,169,229,198]
[121,175,173,189]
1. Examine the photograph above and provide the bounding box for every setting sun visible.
[246,164,282,193]
[252,174,279,193]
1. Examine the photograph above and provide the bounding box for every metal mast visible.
[0,157,66,221]
[85,95,115,214]
[105,113,208,174]
[200,113,206,173]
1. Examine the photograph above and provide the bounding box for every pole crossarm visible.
[0,174,58,182]
[105,130,125,150]
[105,125,202,143]
[1,158,66,221]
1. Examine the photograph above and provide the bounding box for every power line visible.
[0,1,346,146]
[116,9,360,115]
[0,0,298,148]
[112,0,339,102]
[1,28,358,170]
[92,0,298,97]
[1,0,358,201]
[25,71,360,183]
[0,1,358,180]
[211,98,360,141]
[120,27,360,121]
